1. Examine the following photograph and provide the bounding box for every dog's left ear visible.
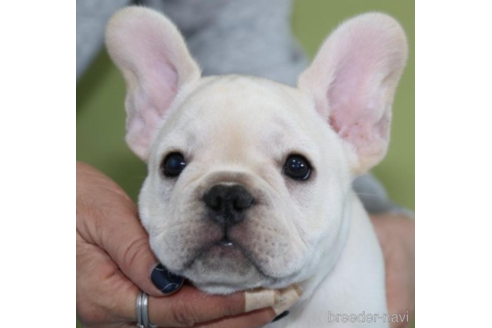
[298,13,408,174]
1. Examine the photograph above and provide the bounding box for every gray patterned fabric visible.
[76,0,408,215]
[76,0,130,78]
[160,0,309,85]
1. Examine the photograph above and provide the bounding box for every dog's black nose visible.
[203,184,254,226]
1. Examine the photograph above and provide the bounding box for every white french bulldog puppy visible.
[106,7,407,327]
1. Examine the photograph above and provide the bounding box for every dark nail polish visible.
[151,264,184,294]
[272,311,290,322]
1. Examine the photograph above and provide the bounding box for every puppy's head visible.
[106,7,407,294]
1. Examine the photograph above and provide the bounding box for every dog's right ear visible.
[106,7,200,160]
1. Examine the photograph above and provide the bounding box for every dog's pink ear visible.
[106,7,200,160]
[298,13,407,174]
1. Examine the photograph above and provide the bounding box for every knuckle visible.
[120,237,149,270]
[170,301,197,327]
[222,299,240,317]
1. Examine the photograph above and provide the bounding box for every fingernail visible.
[150,264,184,295]
[272,311,289,322]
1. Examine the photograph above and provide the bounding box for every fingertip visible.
[244,288,277,312]
[265,307,278,322]
[150,263,185,295]
[246,308,278,327]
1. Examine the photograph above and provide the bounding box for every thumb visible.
[77,162,182,296]
[99,204,182,296]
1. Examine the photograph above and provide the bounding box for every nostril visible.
[233,195,254,211]
[233,199,243,211]
[208,195,222,210]
[203,187,222,210]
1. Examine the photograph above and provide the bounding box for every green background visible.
[77,0,414,325]
[292,0,415,211]
[77,0,414,210]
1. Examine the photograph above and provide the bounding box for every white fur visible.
[106,7,407,327]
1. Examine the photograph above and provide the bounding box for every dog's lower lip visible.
[218,240,234,247]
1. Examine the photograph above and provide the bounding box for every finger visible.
[77,164,164,297]
[148,286,279,327]
[194,308,276,328]
[77,234,139,325]
[370,214,415,327]
[97,202,164,296]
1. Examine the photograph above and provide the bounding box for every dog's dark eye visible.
[162,152,186,177]
[283,155,312,180]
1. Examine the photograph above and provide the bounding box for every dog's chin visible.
[181,244,276,295]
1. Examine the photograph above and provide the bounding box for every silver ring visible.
[136,291,158,328]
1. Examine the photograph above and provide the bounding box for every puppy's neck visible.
[268,192,386,327]
[296,191,354,302]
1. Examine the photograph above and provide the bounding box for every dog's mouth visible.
[203,238,242,257]
[197,236,245,260]
[178,235,305,294]
[182,234,261,271]
[216,231,236,247]
[209,228,241,250]
[217,239,234,247]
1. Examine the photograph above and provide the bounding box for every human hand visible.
[76,162,277,328]
[370,213,415,328]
